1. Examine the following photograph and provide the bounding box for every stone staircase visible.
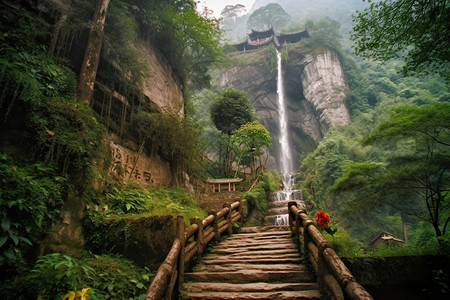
[264,190,305,226]
[183,226,321,299]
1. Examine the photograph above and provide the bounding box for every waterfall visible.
[276,49,294,190]
[263,49,296,226]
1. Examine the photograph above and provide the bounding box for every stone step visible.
[194,263,307,272]
[184,270,315,284]
[183,290,321,299]
[210,248,299,257]
[215,239,294,248]
[182,227,319,300]
[265,214,290,226]
[270,190,303,202]
[200,256,304,265]
[184,282,319,293]
[238,226,290,233]
[268,200,306,209]
[211,242,297,251]
[267,206,292,215]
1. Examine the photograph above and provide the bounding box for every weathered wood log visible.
[184,243,198,266]
[204,230,215,245]
[165,268,178,300]
[185,223,198,241]
[217,206,229,219]
[323,271,344,300]
[202,214,215,228]
[185,241,197,257]
[237,198,243,223]
[218,222,229,234]
[322,248,373,300]
[204,227,214,239]
[218,219,228,229]
[306,223,333,252]
[146,238,181,299]
[231,212,241,223]
[230,200,240,211]
[223,203,233,236]
[209,209,220,243]
[176,215,185,294]
[191,217,204,257]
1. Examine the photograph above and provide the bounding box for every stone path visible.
[183,226,321,299]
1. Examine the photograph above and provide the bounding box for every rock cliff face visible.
[138,41,185,117]
[220,46,350,171]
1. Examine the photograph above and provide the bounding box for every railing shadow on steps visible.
[288,201,373,300]
[146,198,243,300]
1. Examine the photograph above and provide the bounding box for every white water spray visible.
[276,49,294,191]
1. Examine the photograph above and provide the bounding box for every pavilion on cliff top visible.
[231,27,310,52]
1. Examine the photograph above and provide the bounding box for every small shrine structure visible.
[206,178,243,192]
[369,231,404,248]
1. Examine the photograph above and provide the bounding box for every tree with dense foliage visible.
[333,103,450,247]
[247,3,290,32]
[351,0,450,82]
[210,88,255,175]
[221,4,247,20]
[304,17,342,50]
[210,88,255,135]
[231,121,272,173]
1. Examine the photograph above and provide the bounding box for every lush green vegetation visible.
[87,183,206,221]
[242,171,280,215]
[129,109,203,174]
[0,252,151,300]
[352,0,450,82]
[247,3,290,32]
[296,53,450,252]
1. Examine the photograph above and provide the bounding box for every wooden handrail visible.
[288,202,373,300]
[146,198,243,299]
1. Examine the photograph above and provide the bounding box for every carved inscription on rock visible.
[108,141,172,186]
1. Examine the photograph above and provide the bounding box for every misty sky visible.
[197,0,256,17]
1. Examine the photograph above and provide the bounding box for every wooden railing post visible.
[237,197,244,224]
[209,209,220,243]
[288,201,297,232]
[191,216,204,257]
[223,203,233,236]
[176,215,185,296]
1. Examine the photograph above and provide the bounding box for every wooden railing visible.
[288,202,373,300]
[146,198,243,300]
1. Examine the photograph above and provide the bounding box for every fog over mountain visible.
[222,0,371,42]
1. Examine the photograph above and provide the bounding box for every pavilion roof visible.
[206,178,243,184]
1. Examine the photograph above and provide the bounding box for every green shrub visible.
[242,171,278,214]
[0,154,69,274]
[0,253,150,300]
[90,183,207,222]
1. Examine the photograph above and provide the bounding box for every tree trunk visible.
[76,0,111,105]
[48,13,68,55]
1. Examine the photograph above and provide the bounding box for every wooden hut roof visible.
[276,29,310,44]
[369,231,404,246]
[248,27,275,41]
[206,178,243,184]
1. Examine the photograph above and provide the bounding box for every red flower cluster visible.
[315,210,331,229]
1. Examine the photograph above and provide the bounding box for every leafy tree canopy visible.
[210,88,255,135]
[231,121,271,173]
[304,17,342,51]
[351,0,450,82]
[247,3,290,32]
[337,103,450,246]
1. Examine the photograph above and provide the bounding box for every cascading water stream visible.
[269,49,294,226]
[276,49,294,187]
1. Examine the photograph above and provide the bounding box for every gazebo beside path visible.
[206,178,243,193]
